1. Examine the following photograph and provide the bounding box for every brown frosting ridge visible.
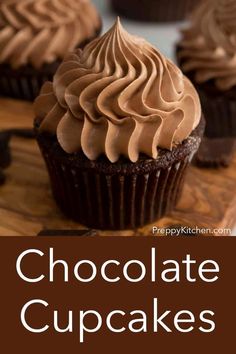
[178,0,236,91]
[0,0,100,68]
[34,18,201,163]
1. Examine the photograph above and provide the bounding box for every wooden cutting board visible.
[0,98,236,236]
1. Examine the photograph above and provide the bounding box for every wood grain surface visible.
[0,98,236,236]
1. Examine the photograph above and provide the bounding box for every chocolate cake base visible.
[35,117,204,230]
[111,0,199,22]
[0,61,61,102]
[0,27,102,101]
[176,46,236,138]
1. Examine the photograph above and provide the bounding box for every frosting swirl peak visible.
[178,0,236,91]
[0,0,100,68]
[35,18,201,163]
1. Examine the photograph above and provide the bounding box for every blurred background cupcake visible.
[110,0,200,22]
[34,19,204,230]
[0,0,101,101]
[177,0,236,138]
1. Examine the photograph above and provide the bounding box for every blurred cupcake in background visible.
[34,19,203,230]
[0,0,101,101]
[177,0,236,138]
[110,0,200,22]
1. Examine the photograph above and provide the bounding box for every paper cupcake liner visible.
[0,62,59,101]
[111,0,199,22]
[198,88,236,138]
[37,140,195,230]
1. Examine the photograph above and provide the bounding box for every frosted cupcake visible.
[34,19,203,230]
[177,0,236,138]
[0,0,101,100]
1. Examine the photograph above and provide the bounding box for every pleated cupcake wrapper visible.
[39,142,195,230]
[0,69,54,101]
[198,88,236,138]
[111,0,199,22]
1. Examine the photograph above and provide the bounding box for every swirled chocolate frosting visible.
[35,18,201,163]
[0,0,100,68]
[178,0,236,91]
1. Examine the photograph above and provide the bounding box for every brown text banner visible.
[0,237,235,353]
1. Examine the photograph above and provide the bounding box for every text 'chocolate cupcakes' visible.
[111,0,199,22]
[0,0,101,101]
[34,19,203,230]
[177,0,236,138]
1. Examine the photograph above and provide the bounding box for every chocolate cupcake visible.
[0,0,101,101]
[177,0,236,138]
[34,19,203,230]
[111,0,200,22]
